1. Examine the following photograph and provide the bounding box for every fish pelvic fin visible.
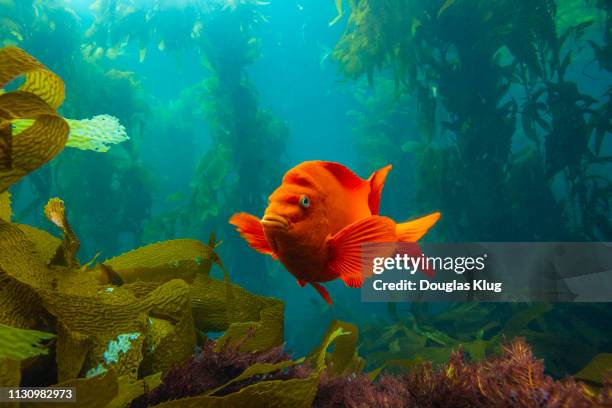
[368,164,392,215]
[311,282,332,305]
[229,212,277,259]
[327,215,396,288]
[396,211,441,242]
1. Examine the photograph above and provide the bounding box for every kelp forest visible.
[0,0,611,406]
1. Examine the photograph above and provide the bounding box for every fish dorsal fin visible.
[319,161,365,190]
[327,216,396,288]
[229,212,277,259]
[367,164,392,215]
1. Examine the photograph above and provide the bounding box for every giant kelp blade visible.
[0,119,11,171]
[0,94,68,192]
[205,358,305,397]
[154,374,320,408]
[103,239,220,283]
[0,46,65,109]
[575,353,612,386]
[0,191,10,221]
[44,198,80,268]
[0,323,54,360]
[27,369,120,408]
[190,273,284,353]
[307,321,355,371]
[0,47,69,192]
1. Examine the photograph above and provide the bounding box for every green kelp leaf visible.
[329,0,343,26]
[497,303,552,339]
[368,356,426,380]
[328,321,361,374]
[462,339,488,361]
[0,191,10,221]
[308,320,354,371]
[155,374,320,408]
[104,239,221,283]
[575,354,612,386]
[0,323,54,360]
[437,0,456,18]
[206,358,305,397]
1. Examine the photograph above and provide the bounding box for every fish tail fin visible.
[368,164,392,214]
[311,282,333,305]
[396,212,441,242]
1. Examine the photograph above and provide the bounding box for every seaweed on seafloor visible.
[129,318,611,408]
[317,338,610,408]
[129,338,306,407]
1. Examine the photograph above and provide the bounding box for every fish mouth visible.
[261,214,290,231]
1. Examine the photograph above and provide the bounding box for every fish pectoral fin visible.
[396,212,441,242]
[311,282,332,305]
[327,215,397,288]
[297,279,307,287]
[367,164,392,215]
[229,212,277,259]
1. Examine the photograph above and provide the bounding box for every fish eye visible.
[299,195,310,208]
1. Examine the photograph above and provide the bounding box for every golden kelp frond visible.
[190,274,284,353]
[155,374,320,408]
[205,358,306,397]
[0,191,10,221]
[154,319,359,407]
[0,277,46,328]
[109,372,163,408]
[41,279,195,381]
[12,114,130,153]
[32,369,121,408]
[44,197,80,268]
[0,91,69,192]
[0,46,64,109]
[0,220,63,329]
[15,223,62,265]
[140,282,196,375]
[0,121,10,171]
[0,322,54,360]
[575,353,612,386]
[309,320,362,375]
[0,220,56,290]
[0,357,20,388]
[104,239,221,283]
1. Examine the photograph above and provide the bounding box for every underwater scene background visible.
[1,0,612,406]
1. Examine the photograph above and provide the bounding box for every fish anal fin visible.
[368,164,392,215]
[229,212,277,259]
[327,216,396,288]
[396,242,436,278]
[311,282,332,305]
[396,212,441,242]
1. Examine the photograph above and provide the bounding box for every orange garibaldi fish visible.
[229,161,440,304]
